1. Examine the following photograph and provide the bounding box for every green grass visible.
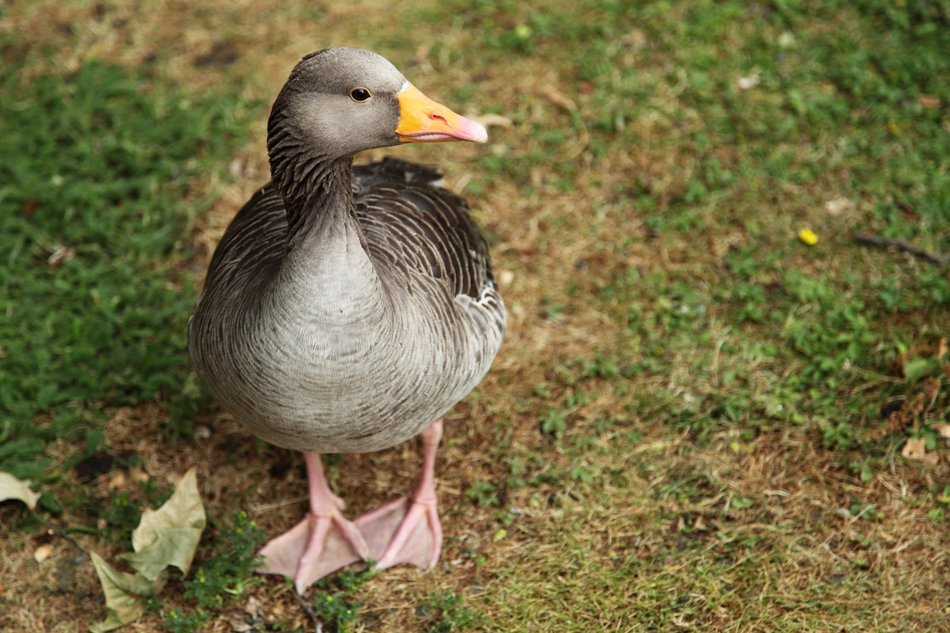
[421,590,479,632]
[456,0,949,449]
[0,61,248,481]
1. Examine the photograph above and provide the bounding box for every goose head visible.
[267,47,487,173]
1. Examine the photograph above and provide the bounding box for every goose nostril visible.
[428,112,448,125]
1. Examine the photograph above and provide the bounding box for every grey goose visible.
[188,48,506,592]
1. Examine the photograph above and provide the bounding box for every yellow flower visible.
[798,228,818,246]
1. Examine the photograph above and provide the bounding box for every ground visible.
[0,1,947,631]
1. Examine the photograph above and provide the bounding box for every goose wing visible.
[200,184,287,298]
[353,158,500,310]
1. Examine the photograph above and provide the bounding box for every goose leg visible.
[355,419,444,570]
[258,452,370,592]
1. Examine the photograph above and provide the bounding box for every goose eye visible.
[350,87,372,102]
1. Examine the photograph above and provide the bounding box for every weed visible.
[100,493,143,543]
[465,479,499,507]
[539,409,568,439]
[419,590,477,633]
[160,512,265,630]
[309,566,377,633]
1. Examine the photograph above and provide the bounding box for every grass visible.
[1,0,947,631]
[0,59,248,484]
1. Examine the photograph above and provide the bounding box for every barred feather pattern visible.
[188,158,505,453]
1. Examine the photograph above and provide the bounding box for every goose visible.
[188,48,506,592]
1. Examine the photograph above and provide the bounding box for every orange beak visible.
[395,83,488,143]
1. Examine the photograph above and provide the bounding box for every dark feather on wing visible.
[354,158,496,301]
[201,158,496,304]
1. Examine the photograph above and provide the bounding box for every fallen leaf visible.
[90,467,206,632]
[225,614,253,632]
[918,94,940,109]
[107,471,127,490]
[902,437,925,459]
[193,424,212,441]
[0,472,41,509]
[737,73,760,90]
[901,438,939,466]
[244,596,264,618]
[121,467,206,581]
[33,543,55,563]
[935,423,950,440]
[89,552,153,633]
[824,197,855,215]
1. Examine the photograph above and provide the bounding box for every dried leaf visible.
[244,596,264,618]
[107,471,127,490]
[737,73,760,90]
[89,552,153,633]
[226,614,253,632]
[901,438,939,466]
[33,543,55,563]
[0,471,41,509]
[90,468,206,632]
[824,197,855,215]
[935,423,950,440]
[122,467,206,581]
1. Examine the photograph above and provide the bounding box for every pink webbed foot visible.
[257,454,369,593]
[355,495,443,570]
[258,510,369,592]
[355,419,444,571]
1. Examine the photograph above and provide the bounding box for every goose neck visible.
[278,156,355,246]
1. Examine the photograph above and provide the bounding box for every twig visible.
[852,233,948,266]
[55,527,87,554]
[292,591,323,633]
